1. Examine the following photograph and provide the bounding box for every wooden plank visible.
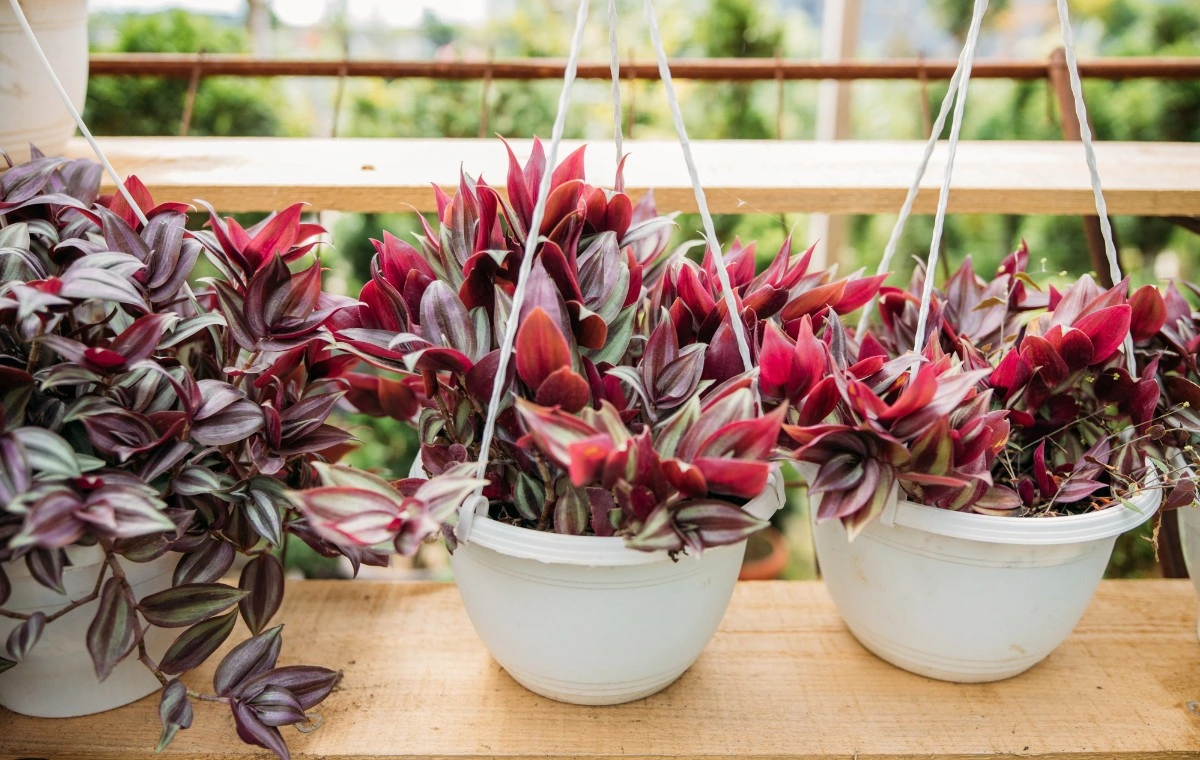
[2,580,1198,759]
[61,137,1200,217]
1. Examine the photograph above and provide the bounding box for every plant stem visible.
[0,558,109,623]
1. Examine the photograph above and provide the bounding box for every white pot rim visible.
[458,466,786,567]
[3,544,105,581]
[882,465,1162,546]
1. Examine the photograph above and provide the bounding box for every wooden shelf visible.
[1,580,1198,759]
[64,137,1200,216]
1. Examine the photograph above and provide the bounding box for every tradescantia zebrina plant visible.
[782,245,1171,537]
[293,138,887,556]
[0,149,454,758]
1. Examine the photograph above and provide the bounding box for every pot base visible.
[846,622,1042,684]
[503,662,687,705]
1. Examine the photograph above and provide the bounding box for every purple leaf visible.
[156,680,194,751]
[87,577,139,681]
[139,583,249,628]
[25,548,66,594]
[237,665,339,710]
[5,611,45,661]
[238,554,284,635]
[158,610,238,676]
[214,625,283,697]
[249,686,308,727]
[232,699,292,760]
[174,540,236,585]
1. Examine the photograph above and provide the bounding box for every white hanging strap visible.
[608,0,624,166]
[1054,0,1119,285]
[643,0,753,373]
[854,61,966,337]
[8,0,148,227]
[460,0,592,542]
[1054,0,1135,374]
[911,0,989,356]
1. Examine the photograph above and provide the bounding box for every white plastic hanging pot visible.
[0,545,176,717]
[432,459,785,705]
[1182,505,1200,637]
[809,468,1161,683]
[0,0,89,162]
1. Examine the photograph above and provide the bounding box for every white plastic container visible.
[811,476,1161,683]
[1181,504,1200,637]
[0,0,89,162]
[0,546,175,717]
[449,470,785,705]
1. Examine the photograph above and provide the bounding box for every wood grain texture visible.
[61,137,1200,216]
[2,580,1198,759]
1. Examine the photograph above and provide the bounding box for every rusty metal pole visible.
[1048,47,1120,287]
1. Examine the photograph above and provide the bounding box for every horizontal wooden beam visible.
[1,580,1196,759]
[87,53,1200,81]
[63,137,1200,216]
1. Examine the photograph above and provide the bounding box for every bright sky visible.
[88,0,489,27]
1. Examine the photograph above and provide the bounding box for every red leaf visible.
[245,204,305,273]
[833,274,887,314]
[1128,285,1166,342]
[1021,335,1069,386]
[693,458,770,499]
[1071,304,1131,364]
[515,307,572,390]
[535,366,591,412]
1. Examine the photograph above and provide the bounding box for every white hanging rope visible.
[642,0,753,373]
[1054,0,1119,284]
[608,0,624,166]
[460,0,592,541]
[911,0,989,356]
[8,0,148,227]
[1054,0,1134,374]
[854,62,965,337]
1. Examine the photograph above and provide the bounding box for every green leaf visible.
[139,583,248,628]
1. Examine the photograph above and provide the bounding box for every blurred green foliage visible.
[85,10,284,137]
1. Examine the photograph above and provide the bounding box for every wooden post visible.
[1048,47,1120,287]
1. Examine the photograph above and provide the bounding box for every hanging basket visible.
[0,0,89,162]
[416,458,784,704]
[0,546,176,717]
[806,465,1161,683]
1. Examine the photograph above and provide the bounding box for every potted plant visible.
[289,139,884,705]
[0,0,89,162]
[0,150,380,759]
[1132,280,1200,628]
[783,246,1164,682]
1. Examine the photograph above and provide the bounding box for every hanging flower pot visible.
[290,137,887,704]
[0,547,175,717]
[1,154,364,757]
[0,0,89,161]
[448,467,783,704]
[809,470,1159,682]
[782,247,1170,683]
